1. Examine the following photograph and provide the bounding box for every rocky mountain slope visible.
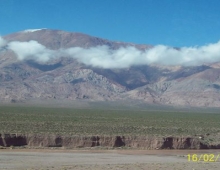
[0,29,220,107]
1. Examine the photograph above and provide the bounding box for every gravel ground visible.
[0,149,220,170]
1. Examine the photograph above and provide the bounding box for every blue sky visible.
[1,0,220,47]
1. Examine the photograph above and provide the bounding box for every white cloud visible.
[2,35,220,68]
[8,40,57,62]
[63,46,144,68]
[0,36,7,48]
[63,42,220,68]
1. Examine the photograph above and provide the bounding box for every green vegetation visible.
[0,105,220,136]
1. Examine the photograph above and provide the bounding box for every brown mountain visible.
[0,29,220,107]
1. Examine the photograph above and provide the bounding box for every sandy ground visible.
[0,149,220,170]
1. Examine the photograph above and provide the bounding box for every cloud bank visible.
[1,36,220,68]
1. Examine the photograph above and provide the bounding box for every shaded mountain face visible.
[0,29,220,107]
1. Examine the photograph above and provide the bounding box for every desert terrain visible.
[1,149,220,170]
[0,105,220,169]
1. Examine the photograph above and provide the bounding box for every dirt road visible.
[0,149,220,170]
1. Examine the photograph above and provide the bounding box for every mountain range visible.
[1,29,220,108]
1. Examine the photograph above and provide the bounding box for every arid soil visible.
[0,149,220,170]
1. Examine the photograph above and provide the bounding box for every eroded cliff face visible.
[1,134,219,149]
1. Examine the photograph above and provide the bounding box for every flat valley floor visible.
[1,149,220,170]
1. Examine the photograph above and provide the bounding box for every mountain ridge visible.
[0,29,220,108]
[3,29,152,50]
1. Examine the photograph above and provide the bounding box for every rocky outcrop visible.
[0,134,27,147]
[0,134,219,149]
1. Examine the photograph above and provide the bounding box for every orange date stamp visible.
[187,154,220,162]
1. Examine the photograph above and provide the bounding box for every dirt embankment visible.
[0,134,220,149]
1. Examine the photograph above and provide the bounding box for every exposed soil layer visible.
[0,134,220,149]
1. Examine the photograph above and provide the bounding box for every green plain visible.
[0,105,220,137]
